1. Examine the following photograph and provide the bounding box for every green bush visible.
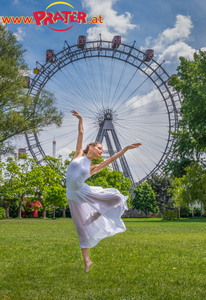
[162,209,178,220]
[180,206,202,218]
[193,206,201,217]
[0,207,6,219]
[180,206,191,218]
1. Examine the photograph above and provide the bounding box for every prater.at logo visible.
[1,1,103,31]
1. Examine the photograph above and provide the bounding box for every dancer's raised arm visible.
[90,143,141,175]
[71,110,84,161]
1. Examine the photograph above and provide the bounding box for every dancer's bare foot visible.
[84,260,92,273]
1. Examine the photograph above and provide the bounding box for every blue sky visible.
[1,0,205,73]
[1,0,206,181]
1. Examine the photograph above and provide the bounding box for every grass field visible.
[0,218,206,300]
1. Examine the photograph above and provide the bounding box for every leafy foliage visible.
[168,161,206,217]
[0,207,6,219]
[0,24,63,155]
[162,209,178,220]
[132,182,159,216]
[147,174,174,212]
[169,50,206,156]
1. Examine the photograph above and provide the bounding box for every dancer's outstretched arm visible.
[70,110,84,161]
[91,143,141,174]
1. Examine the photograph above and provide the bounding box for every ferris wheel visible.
[25,34,181,188]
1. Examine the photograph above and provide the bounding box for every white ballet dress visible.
[66,155,128,249]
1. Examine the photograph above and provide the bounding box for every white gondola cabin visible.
[77,36,86,49]
[143,49,154,62]
[46,49,54,63]
[112,36,121,49]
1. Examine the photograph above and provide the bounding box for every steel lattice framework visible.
[25,38,181,187]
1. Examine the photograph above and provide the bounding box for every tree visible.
[0,24,63,155]
[169,164,202,218]
[44,185,67,219]
[169,50,206,155]
[184,161,206,217]
[147,173,174,213]
[0,159,18,218]
[168,177,184,218]
[29,161,62,219]
[0,155,31,218]
[44,155,70,217]
[2,155,34,218]
[132,182,159,217]
[163,157,193,179]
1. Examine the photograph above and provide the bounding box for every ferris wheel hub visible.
[96,108,115,124]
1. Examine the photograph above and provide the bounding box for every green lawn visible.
[0,218,206,300]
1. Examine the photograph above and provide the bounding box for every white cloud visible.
[153,15,193,52]
[142,15,196,64]
[82,0,137,41]
[13,0,20,4]
[159,41,196,64]
[126,89,161,112]
[13,27,26,41]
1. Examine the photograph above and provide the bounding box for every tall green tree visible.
[44,185,67,219]
[147,173,174,212]
[168,177,184,218]
[29,161,62,219]
[169,165,202,218]
[0,155,33,218]
[0,159,18,218]
[132,182,159,217]
[163,157,193,179]
[0,24,63,155]
[169,50,206,156]
[184,161,206,216]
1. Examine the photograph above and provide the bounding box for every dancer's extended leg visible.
[81,248,92,272]
[85,211,101,225]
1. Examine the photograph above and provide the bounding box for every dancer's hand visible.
[126,143,142,150]
[71,110,82,119]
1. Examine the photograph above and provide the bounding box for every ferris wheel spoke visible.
[110,62,127,109]
[127,149,150,178]
[86,58,103,104]
[107,58,115,108]
[84,58,102,105]
[116,129,152,176]
[115,124,165,154]
[114,74,151,112]
[114,118,168,141]
[116,121,168,140]
[98,56,108,108]
[114,68,138,110]
[59,66,98,112]
[47,80,97,118]
[116,85,160,115]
